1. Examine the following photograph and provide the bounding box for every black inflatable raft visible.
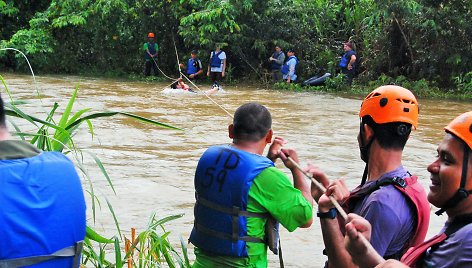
[303,73,331,86]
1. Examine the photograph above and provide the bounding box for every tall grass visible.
[0,73,191,267]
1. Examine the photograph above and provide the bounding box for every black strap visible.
[195,196,269,244]
[278,239,284,268]
[444,214,472,236]
[0,241,83,268]
[195,223,264,243]
[429,214,472,253]
[436,145,471,215]
[351,176,407,198]
[197,196,270,219]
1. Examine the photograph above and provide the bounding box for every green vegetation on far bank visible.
[1,0,471,96]
[273,71,472,101]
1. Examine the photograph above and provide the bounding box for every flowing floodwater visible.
[2,73,471,267]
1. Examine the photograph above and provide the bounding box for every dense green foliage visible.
[1,0,471,89]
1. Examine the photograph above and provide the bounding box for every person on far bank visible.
[207,45,226,89]
[179,50,203,80]
[281,49,298,83]
[344,111,472,268]
[143,32,159,76]
[268,45,285,82]
[308,85,430,267]
[339,41,357,85]
[0,93,86,267]
[189,102,313,267]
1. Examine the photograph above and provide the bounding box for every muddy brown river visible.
[2,73,470,267]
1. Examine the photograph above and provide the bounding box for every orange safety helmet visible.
[359,85,419,129]
[445,111,472,150]
[148,32,155,38]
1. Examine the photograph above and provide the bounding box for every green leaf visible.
[86,226,114,243]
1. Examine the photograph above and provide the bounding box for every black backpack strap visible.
[0,241,83,268]
[444,214,472,236]
[195,196,269,244]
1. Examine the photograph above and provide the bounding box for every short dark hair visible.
[362,115,411,150]
[191,50,198,55]
[233,103,272,142]
[0,93,6,127]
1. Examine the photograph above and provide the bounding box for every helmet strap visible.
[359,122,374,185]
[435,144,471,215]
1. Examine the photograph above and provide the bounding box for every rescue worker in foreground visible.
[308,85,430,267]
[345,111,472,268]
[0,93,86,267]
[189,102,313,267]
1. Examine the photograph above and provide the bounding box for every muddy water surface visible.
[2,73,470,267]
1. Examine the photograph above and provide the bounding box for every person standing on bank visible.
[179,50,203,80]
[281,49,298,83]
[0,93,86,267]
[143,32,159,76]
[344,111,472,268]
[339,41,357,85]
[308,85,430,267]
[207,45,226,88]
[189,103,313,267]
[268,45,285,82]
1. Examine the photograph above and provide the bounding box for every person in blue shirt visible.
[339,41,357,85]
[179,50,203,80]
[281,49,298,83]
[0,93,86,267]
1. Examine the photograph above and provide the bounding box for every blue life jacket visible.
[0,152,86,268]
[187,58,200,75]
[339,50,356,68]
[281,56,298,75]
[189,145,274,257]
[270,52,283,70]
[210,51,223,68]
[144,42,157,60]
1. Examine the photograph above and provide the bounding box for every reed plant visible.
[0,71,191,267]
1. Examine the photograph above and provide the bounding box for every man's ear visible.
[363,124,374,143]
[228,124,234,139]
[265,129,273,143]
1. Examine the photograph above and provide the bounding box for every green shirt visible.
[193,167,313,268]
[143,42,159,61]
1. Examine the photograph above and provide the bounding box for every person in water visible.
[0,93,86,267]
[171,78,191,91]
[345,111,472,268]
[307,85,430,267]
[189,102,313,267]
[143,32,159,77]
[207,45,226,89]
[179,50,203,80]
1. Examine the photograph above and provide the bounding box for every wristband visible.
[317,208,337,219]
